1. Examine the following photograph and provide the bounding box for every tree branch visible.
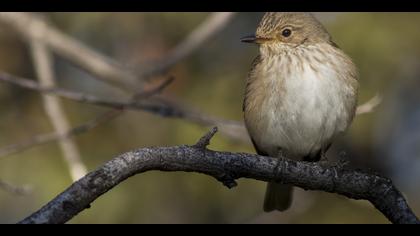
[0,179,32,196]
[0,72,166,111]
[0,13,236,91]
[0,110,120,158]
[0,76,174,158]
[0,12,246,145]
[0,12,140,91]
[0,71,249,143]
[19,128,419,224]
[0,12,245,143]
[139,12,236,80]
[29,23,87,181]
[356,94,382,115]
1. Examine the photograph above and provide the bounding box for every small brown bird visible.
[242,12,359,212]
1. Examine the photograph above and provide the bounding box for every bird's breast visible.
[244,46,357,158]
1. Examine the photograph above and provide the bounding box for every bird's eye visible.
[281,29,292,37]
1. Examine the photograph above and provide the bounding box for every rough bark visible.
[19,128,419,224]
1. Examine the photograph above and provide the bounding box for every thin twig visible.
[0,12,247,143]
[133,76,175,99]
[0,179,32,196]
[29,29,87,181]
[0,12,140,92]
[0,77,176,158]
[139,12,236,80]
[0,72,147,110]
[19,128,420,224]
[356,94,382,115]
[0,72,182,114]
[0,72,249,141]
[0,13,236,91]
[0,110,121,158]
[193,126,218,148]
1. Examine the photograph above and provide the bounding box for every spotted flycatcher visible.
[242,12,359,212]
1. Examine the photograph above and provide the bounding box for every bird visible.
[241,12,359,212]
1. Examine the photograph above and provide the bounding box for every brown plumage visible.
[242,12,359,212]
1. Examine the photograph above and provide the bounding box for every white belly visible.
[245,53,356,159]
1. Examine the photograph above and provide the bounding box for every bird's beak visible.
[241,34,273,44]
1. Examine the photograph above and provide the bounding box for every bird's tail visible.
[263,182,293,212]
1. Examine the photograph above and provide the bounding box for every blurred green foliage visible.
[0,13,418,223]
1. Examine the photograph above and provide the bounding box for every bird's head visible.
[241,12,334,53]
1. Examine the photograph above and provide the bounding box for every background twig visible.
[0,179,32,196]
[0,12,237,91]
[356,94,382,115]
[139,12,236,80]
[0,76,175,158]
[0,12,140,91]
[0,12,246,143]
[29,25,87,181]
[0,72,249,144]
[0,110,120,158]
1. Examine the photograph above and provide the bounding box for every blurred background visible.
[0,12,419,224]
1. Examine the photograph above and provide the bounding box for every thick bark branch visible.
[19,128,419,224]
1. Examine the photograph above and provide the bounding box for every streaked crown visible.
[256,12,334,46]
